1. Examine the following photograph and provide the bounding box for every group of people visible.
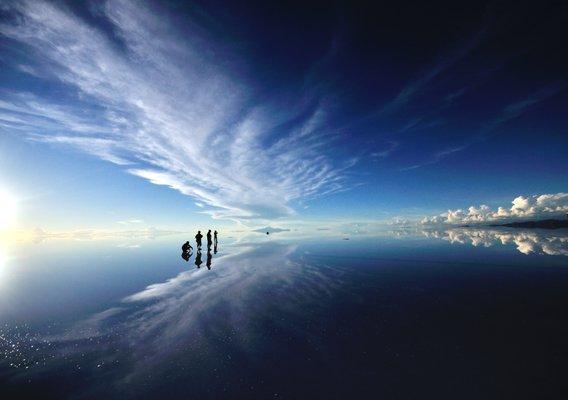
[181,230,218,269]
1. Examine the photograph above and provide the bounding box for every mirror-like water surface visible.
[1,229,567,399]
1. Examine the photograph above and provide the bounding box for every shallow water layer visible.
[1,229,567,399]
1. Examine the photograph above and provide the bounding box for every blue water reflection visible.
[1,229,567,398]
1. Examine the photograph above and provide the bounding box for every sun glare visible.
[0,190,18,230]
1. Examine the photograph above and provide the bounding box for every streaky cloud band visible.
[0,0,356,223]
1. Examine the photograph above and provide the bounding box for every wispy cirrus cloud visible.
[399,83,564,171]
[116,219,143,225]
[400,144,468,171]
[482,83,565,135]
[0,0,355,223]
[378,29,486,118]
[370,140,399,160]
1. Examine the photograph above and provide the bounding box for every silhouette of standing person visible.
[214,230,218,246]
[195,250,202,268]
[206,248,212,270]
[195,231,203,250]
[206,230,212,250]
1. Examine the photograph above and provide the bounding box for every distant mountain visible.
[490,219,568,229]
[252,226,290,234]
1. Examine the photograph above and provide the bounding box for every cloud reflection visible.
[29,227,185,242]
[420,228,568,256]
[12,239,343,390]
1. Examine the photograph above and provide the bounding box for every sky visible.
[0,0,567,233]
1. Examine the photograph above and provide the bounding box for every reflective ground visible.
[1,228,567,399]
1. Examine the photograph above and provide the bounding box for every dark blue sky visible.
[0,0,567,229]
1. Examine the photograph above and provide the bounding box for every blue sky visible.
[0,0,567,231]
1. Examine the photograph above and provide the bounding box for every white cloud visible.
[0,0,354,223]
[421,193,568,225]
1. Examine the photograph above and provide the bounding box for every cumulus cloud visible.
[0,0,354,223]
[421,193,568,225]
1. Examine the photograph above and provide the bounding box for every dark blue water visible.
[1,228,567,399]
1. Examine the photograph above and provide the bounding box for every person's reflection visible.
[206,248,213,270]
[195,250,203,269]
[181,241,193,262]
[214,242,218,254]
